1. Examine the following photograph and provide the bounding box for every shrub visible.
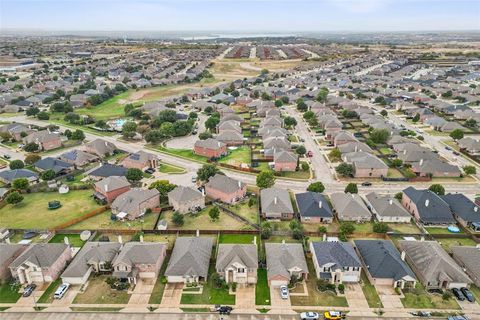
[338,283,345,294]
[318,226,327,233]
[373,222,389,233]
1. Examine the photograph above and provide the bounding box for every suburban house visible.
[193,138,227,159]
[34,157,74,175]
[451,246,480,287]
[23,131,62,151]
[9,243,71,284]
[0,169,39,185]
[86,164,127,181]
[59,150,99,167]
[93,176,131,204]
[365,192,411,223]
[0,244,28,280]
[84,139,117,158]
[441,193,480,232]
[112,242,167,284]
[111,188,160,220]
[61,242,122,285]
[401,187,455,225]
[216,131,244,146]
[295,192,333,223]
[205,174,247,204]
[0,123,34,141]
[458,137,480,155]
[398,240,471,290]
[354,240,416,289]
[168,186,205,214]
[121,151,158,170]
[330,193,372,222]
[343,152,388,178]
[310,241,362,284]
[216,243,258,285]
[273,150,298,172]
[261,188,294,220]
[265,242,308,287]
[165,236,213,283]
[411,158,461,177]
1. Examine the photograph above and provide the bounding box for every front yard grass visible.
[255,269,270,305]
[68,210,159,230]
[470,285,480,301]
[73,275,131,304]
[276,169,310,180]
[218,234,256,245]
[37,279,62,303]
[290,258,348,307]
[180,262,235,305]
[225,196,259,224]
[401,283,460,309]
[154,146,208,163]
[360,273,383,309]
[0,190,102,229]
[49,234,86,247]
[218,146,251,166]
[0,282,22,303]
[148,254,170,304]
[158,163,184,174]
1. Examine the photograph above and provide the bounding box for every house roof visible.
[354,240,416,281]
[274,150,298,163]
[295,192,333,218]
[112,242,166,266]
[441,193,480,224]
[34,157,73,173]
[311,241,361,269]
[0,244,27,267]
[265,243,308,280]
[398,240,471,285]
[87,164,127,178]
[451,246,480,281]
[111,188,159,215]
[261,188,294,215]
[216,244,258,270]
[85,139,117,157]
[366,192,411,218]
[403,187,455,224]
[194,138,225,150]
[59,149,98,164]
[0,169,38,182]
[61,242,121,278]
[165,237,213,278]
[94,176,130,193]
[205,174,245,194]
[23,131,60,144]
[10,243,68,269]
[168,186,203,203]
[330,193,371,220]
[122,151,156,164]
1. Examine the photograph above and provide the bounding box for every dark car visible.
[452,288,465,301]
[445,146,452,151]
[23,283,37,297]
[215,305,233,315]
[453,151,460,156]
[3,154,11,159]
[361,182,372,187]
[144,168,155,174]
[460,287,475,302]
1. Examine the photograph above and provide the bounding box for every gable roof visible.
[112,242,166,266]
[194,138,225,150]
[366,192,411,218]
[85,139,117,157]
[87,164,127,178]
[295,192,333,218]
[451,246,480,282]
[34,157,73,173]
[265,243,307,280]
[94,176,130,193]
[311,241,361,269]
[441,193,480,224]
[261,188,294,215]
[403,187,455,224]
[10,243,68,269]
[111,188,159,214]
[165,237,213,278]
[206,174,245,194]
[216,244,258,270]
[168,186,204,203]
[354,240,416,281]
[0,169,38,182]
[330,193,371,220]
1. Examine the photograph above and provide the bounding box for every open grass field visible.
[218,146,251,166]
[255,269,271,306]
[49,234,86,247]
[435,237,477,253]
[73,275,131,304]
[68,210,159,230]
[0,190,101,229]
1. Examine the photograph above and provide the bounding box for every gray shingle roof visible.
[311,241,361,270]
[165,237,213,278]
[194,138,225,150]
[168,186,203,203]
[206,174,245,194]
[451,246,480,283]
[403,187,455,224]
[0,169,38,182]
[366,192,411,218]
[261,188,294,216]
[330,193,371,220]
[34,157,73,173]
[87,164,127,178]
[112,242,166,266]
[265,243,307,280]
[10,243,68,269]
[441,193,480,224]
[94,176,130,193]
[295,192,333,218]
[216,244,258,270]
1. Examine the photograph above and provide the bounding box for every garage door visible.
[342,275,358,282]
[270,280,288,287]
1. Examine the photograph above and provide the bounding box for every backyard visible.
[68,210,159,230]
[218,234,256,245]
[225,196,259,225]
[0,190,102,229]
[49,233,86,247]
[255,269,270,306]
[218,146,251,166]
[73,275,131,304]
[434,237,477,253]
[0,282,21,303]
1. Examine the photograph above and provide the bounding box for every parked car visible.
[445,146,452,151]
[54,283,70,299]
[144,168,155,174]
[453,151,460,156]
[280,285,289,299]
[3,154,11,159]
[410,311,431,317]
[214,305,233,315]
[22,283,37,297]
[191,176,197,183]
[460,287,475,302]
[452,288,465,301]
[324,311,346,319]
[307,151,313,157]
[361,181,372,186]
[300,311,320,320]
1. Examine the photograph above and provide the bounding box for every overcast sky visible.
[1,0,479,32]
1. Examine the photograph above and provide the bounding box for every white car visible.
[280,285,289,299]
[300,312,320,320]
[54,283,70,299]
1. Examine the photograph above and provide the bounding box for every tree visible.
[344,183,358,194]
[373,222,389,233]
[296,145,306,155]
[380,109,388,117]
[370,129,390,144]
[318,226,327,233]
[12,178,29,191]
[465,118,477,128]
[274,99,283,108]
[449,129,464,141]
[209,207,220,221]
[9,160,24,170]
[41,169,55,181]
[196,164,220,182]
[260,221,272,239]
[316,87,329,103]
[394,192,403,201]
[256,171,275,189]
[95,120,108,129]
[126,168,143,181]
[26,107,40,117]
[37,111,50,120]
[428,184,445,196]
[122,121,137,139]
[284,116,297,128]
[296,100,307,112]
[307,182,325,193]
[149,180,176,202]
[24,142,39,152]
[463,165,476,175]
[159,122,175,137]
[336,163,354,177]
[301,162,309,171]
[144,130,163,144]
[172,212,184,226]
[124,103,135,116]
[24,154,41,165]
[71,129,85,141]
[391,159,403,167]
[5,191,23,206]
[303,111,315,120]
[188,112,198,120]
[339,222,355,235]
[198,131,212,140]
[64,112,80,124]
[205,116,220,132]
[329,148,341,161]
[412,113,420,123]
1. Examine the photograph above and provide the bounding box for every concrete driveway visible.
[235,286,255,309]
[269,286,291,309]
[160,283,183,307]
[375,285,403,309]
[344,283,369,308]
[128,279,155,305]
[50,285,80,306]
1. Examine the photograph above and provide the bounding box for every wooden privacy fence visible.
[51,206,109,230]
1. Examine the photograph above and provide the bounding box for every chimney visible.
[282,239,285,244]
[319,201,323,208]
[118,235,123,243]
[401,251,406,261]
[389,199,393,205]
[403,150,406,155]
[354,145,358,152]
[64,236,69,246]
[474,207,478,213]
[274,196,277,205]
[196,229,200,237]
[140,234,144,243]
[425,199,429,207]
[253,236,257,246]
[419,158,424,166]
[238,181,241,188]
[104,183,109,192]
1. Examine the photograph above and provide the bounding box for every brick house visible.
[0,244,28,280]
[194,138,227,159]
[94,176,131,204]
[120,151,158,170]
[273,150,298,172]
[111,188,160,220]
[205,174,247,204]
[167,186,205,214]
[23,131,62,151]
[401,187,455,225]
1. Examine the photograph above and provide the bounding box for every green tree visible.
[205,116,220,132]
[463,165,476,175]
[373,222,389,233]
[296,145,306,155]
[122,121,137,139]
[274,99,283,108]
[391,159,403,167]
[172,212,184,226]
[37,111,50,120]
[126,168,143,181]
[284,116,297,128]
[303,111,315,120]
[336,163,354,177]
[196,164,220,182]
[26,107,40,117]
[344,183,358,194]
[124,103,135,116]
[329,148,342,161]
[71,129,85,141]
[9,160,24,170]
[307,182,325,193]
[370,129,390,144]
[41,169,55,181]
[209,207,220,221]
[412,113,420,123]
[12,178,29,191]
[256,171,276,189]
[95,120,108,129]
[394,192,403,201]
[5,191,23,206]
[339,222,355,235]
[24,154,41,165]
[24,142,39,152]
[64,112,80,124]
[301,162,309,171]
[198,132,212,140]
[428,184,445,196]
[465,118,477,128]
[316,87,329,103]
[318,226,327,233]
[449,129,464,141]
[380,109,388,117]
[149,180,176,202]
[260,221,272,239]
[159,122,175,137]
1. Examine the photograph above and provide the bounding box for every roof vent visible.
[274,196,277,205]
[474,206,478,213]
[419,159,424,166]
[389,199,393,205]
[425,199,429,207]
[319,201,323,208]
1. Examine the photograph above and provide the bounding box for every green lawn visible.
[379,147,393,155]
[37,279,62,303]
[0,282,22,303]
[0,190,102,229]
[225,196,259,224]
[218,234,256,245]
[218,146,251,166]
[290,258,348,307]
[276,169,311,180]
[148,254,171,304]
[360,273,383,308]
[401,284,460,309]
[73,275,131,304]
[470,285,480,301]
[426,227,465,235]
[255,269,270,305]
[154,147,208,163]
[68,211,159,230]
[49,234,86,247]
[158,163,185,174]
[387,222,420,234]
[75,91,134,120]
[180,308,210,313]
[180,261,235,305]
[70,307,123,312]
[436,237,477,253]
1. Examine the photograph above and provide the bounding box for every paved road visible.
[165,113,207,149]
